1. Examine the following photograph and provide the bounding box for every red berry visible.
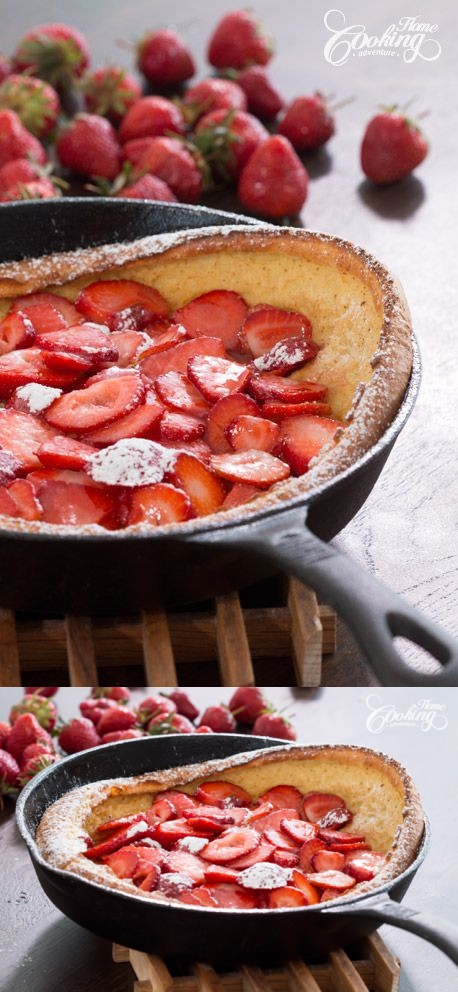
[9,694,57,731]
[167,691,199,722]
[20,742,54,767]
[195,109,267,181]
[58,717,101,754]
[0,74,60,137]
[19,752,58,785]
[361,109,428,184]
[184,78,246,118]
[237,67,284,121]
[229,686,267,724]
[83,66,141,123]
[0,177,59,202]
[5,712,53,761]
[57,113,121,180]
[0,55,12,84]
[198,705,236,733]
[0,158,49,196]
[91,687,131,703]
[13,22,89,89]
[147,712,195,734]
[122,136,203,203]
[0,109,47,168]
[137,695,177,726]
[278,94,335,151]
[138,29,194,87]
[96,705,137,736]
[0,748,20,790]
[208,11,273,70]
[119,96,185,143]
[238,135,308,217]
[252,713,296,740]
[117,173,176,202]
[0,721,11,747]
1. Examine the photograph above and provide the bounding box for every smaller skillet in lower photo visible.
[16,734,458,969]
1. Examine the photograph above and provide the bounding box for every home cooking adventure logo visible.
[365,695,448,733]
[323,10,442,66]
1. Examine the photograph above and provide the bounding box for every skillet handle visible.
[219,507,458,686]
[326,893,458,965]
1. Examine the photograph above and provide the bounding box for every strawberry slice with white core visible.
[280,819,318,844]
[178,888,218,908]
[128,483,192,526]
[263,827,299,852]
[109,330,152,366]
[291,870,321,904]
[75,279,170,325]
[210,450,290,487]
[241,305,312,358]
[222,482,261,509]
[0,349,80,395]
[45,374,145,434]
[195,781,252,808]
[0,409,58,472]
[0,312,35,352]
[10,292,83,327]
[0,487,19,516]
[154,820,210,848]
[206,392,260,453]
[344,851,386,882]
[105,846,140,879]
[160,411,205,442]
[238,863,292,889]
[141,336,225,381]
[187,354,250,402]
[138,323,188,357]
[301,792,348,824]
[11,383,62,415]
[13,303,68,337]
[204,865,240,884]
[280,415,341,475]
[6,479,42,521]
[167,452,226,516]
[155,370,210,417]
[311,850,345,872]
[250,807,299,834]
[32,474,118,528]
[230,838,275,869]
[0,450,22,485]
[268,886,307,908]
[262,400,331,420]
[318,829,366,845]
[82,393,163,446]
[298,839,328,873]
[37,436,97,472]
[202,884,258,909]
[253,337,319,375]
[200,827,260,864]
[226,414,279,453]
[248,373,328,404]
[166,849,207,884]
[35,324,118,364]
[305,870,356,891]
[88,438,175,488]
[160,438,212,464]
[272,849,299,869]
[174,290,248,351]
[258,786,303,812]
[41,351,95,373]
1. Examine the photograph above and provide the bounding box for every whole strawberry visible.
[0,74,59,138]
[236,67,284,121]
[0,748,20,801]
[138,29,195,87]
[361,108,428,184]
[184,78,247,121]
[252,712,296,740]
[10,693,57,731]
[278,94,335,150]
[195,109,267,181]
[13,22,90,90]
[20,741,55,767]
[229,686,267,725]
[198,704,236,733]
[116,172,177,201]
[19,752,59,786]
[58,717,101,754]
[238,135,308,217]
[147,712,195,734]
[167,690,199,722]
[80,697,116,725]
[0,55,12,84]
[57,113,121,179]
[195,725,214,733]
[5,712,53,762]
[25,687,58,697]
[82,67,141,124]
[119,96,185,143]
[91,686,131,703]
[208,10,273,69]
[0,177,60,201]
[101,729,144,743]
[0,109,47,167]
[96,704,137,737]
[0,721,11,747]
[137,694,176,726]
[122,135,204,202]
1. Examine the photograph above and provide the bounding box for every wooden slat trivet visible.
[0,579,336,687]
[112,932,400,992]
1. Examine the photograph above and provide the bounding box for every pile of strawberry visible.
[0,12,428,212]
[84,780,386,908]
[0,279,340,529]
[0,686,296,806]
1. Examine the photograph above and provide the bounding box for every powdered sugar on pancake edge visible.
[88,438,176,487]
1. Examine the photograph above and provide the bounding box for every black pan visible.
[16,734,458,968]
[0,199,456,686]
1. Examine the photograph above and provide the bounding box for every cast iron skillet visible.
[16,734,458,968]
[0,199,457,687]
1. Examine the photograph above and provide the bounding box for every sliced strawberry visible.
[311,850,345,872]
[280,415,341,475]
[210,450,290,487]
[138,323,188,357]
[185,816,230,834]
[0,486,19,517]
[329,841,370,854]
[84,820,152,859]
[195,781,252,808]
[204,883,259,909]
[318,807,353,829]
[222,482,261,509]
[317,829,366,845]
[82,393,163,446]
[141,335,225,382]
[200,827,259,864]
[0,449,22,484]
[230,838,275,869]
[206,392,259,453]
[174,290,248,351]
[109,330,150,366]
[32,473,118,528]
[259,786,303,812]
[167,452,226,516]
[344,851,386,882]
[226,414,279,453]
[301,792,348,825]
[262,400,331,420]
[246,802,275,823]
[0,312,35,352]
[253,338,320,375]
[155,370,210,417]
[290,869,321,904]
[128,482,192,526]
[109,305,160,333]
[184,805,248,826]
[298,839,328,873]
[204,864,240,884]
[10,292,83,327]
[305,870,356,891]
[75,279,169,325]
[104,845,139,878]
[263,827,299,852]
[45,374,144,434]
[272,849,299,868]
[178,887,218,907]
[241,306,312,358]
[6,479,42,520]
[160,411,205,442]
[138,866,161,891]
[0,348,81,396]
[37,435,97,471]
[14,303,68,337]
[248,373,327,404]
[187,354,250,402]
[250,807,299,834]
[281,819,318,844]
[268,886,307,908]
[41,350,95,373]
[149,798,176,822]
[154,819,210,848]
[320,888,338,902]
[0,409,58,471]
[35,324,119,364]
[97,812,147,834]
[154,790,200,814]
[85,367,141,387]
[166,849,207,884]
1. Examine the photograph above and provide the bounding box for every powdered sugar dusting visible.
[254,342,306,372]
[238,863,292,889]
[176,836,208,853]
[88,438,176,487]
[14,383,62,413]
